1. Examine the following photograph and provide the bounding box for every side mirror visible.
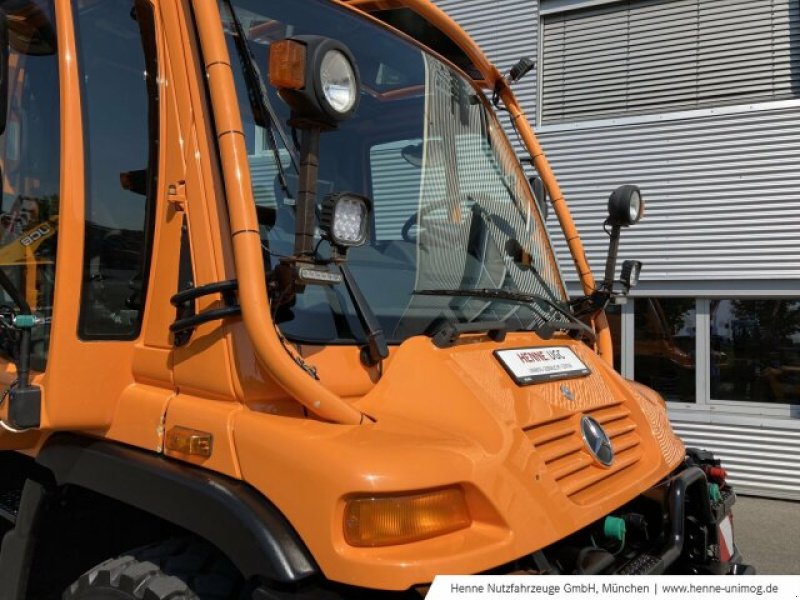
[529,175,549,221]
[0,8,8,137]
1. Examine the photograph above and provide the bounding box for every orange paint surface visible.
[0,0,682,591]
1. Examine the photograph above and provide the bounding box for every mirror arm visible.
[602,222,622,293]
[294,126,321,260]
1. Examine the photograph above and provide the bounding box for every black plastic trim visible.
[170,279,238,307]
[658,465,714,573]
[169,279,240,339]
[170,305,241,333]
[0,480,49,600]
[432,320,507,348]
[616,466,715,575]
[36,434,317,583]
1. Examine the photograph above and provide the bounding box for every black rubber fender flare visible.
[34,433,318,584]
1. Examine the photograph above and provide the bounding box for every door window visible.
[75,0,159,339]
[0,0,60,371]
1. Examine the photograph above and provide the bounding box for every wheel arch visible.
[34,433,318,584]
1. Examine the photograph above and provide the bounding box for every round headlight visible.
[628,190,641,223]
[320,50,357,114]
[270,36,360,126]
[608,184,644,227]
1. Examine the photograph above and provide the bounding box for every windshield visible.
[219,0,569,344]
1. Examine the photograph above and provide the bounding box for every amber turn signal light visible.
[165,426,213,457]
[344,486,471,547]
[269,39,306,90]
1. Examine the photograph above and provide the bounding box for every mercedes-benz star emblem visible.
[580,415,614,467]
[560,384,574,401]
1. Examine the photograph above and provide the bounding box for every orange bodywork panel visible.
[234,335,683,589]
[0,0,685,591]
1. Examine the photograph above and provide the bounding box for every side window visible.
[0,0,60,371]
[75,0,159,339]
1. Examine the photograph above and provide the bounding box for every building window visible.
[541,0,800,124]
[75,0,159,339]
[711,299,800,405]
[633,298,696,403]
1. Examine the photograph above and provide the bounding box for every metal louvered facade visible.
[542,0,799,124]
[673,420,800,500]
[539,104,800,283]
[434,0,800,500]
[434,0,539,140]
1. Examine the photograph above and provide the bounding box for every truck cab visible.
[0,0,749,597]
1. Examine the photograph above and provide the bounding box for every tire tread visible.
[63,537,241,600]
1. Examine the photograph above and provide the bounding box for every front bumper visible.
[528,457,754,576]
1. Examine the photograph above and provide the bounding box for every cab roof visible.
[336,0,503,88]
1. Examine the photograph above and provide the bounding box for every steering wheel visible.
[402,195,486,243]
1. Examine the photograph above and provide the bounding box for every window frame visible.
[615,290,800,423]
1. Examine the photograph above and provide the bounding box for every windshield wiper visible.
[340,264,389,367]
[413,288,596,343]
[223,0,298,197]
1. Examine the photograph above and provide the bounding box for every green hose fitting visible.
[12,314,37,330]
[603,516,626,542]
[709,482,722,503]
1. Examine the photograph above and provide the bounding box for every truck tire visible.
[62,538,242,600]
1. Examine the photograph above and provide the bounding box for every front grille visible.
[525,402,643,504]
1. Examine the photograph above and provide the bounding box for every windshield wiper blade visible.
[223,0,298,197]
[413,288,596,343]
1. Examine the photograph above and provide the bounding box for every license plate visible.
[494,346,590,385]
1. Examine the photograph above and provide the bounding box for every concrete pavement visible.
[732,495,800,574]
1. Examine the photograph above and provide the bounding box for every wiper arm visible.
[430,319,507,349]
[413,288,596,343]
[223,0,298,197]
[340,264,389,367]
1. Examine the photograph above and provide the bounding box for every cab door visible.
[0,0,60,439]
[0,0,169,441]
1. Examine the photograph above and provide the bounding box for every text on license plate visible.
[494,346,590,385]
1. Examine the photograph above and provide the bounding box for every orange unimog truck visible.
[0,0,751,597]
